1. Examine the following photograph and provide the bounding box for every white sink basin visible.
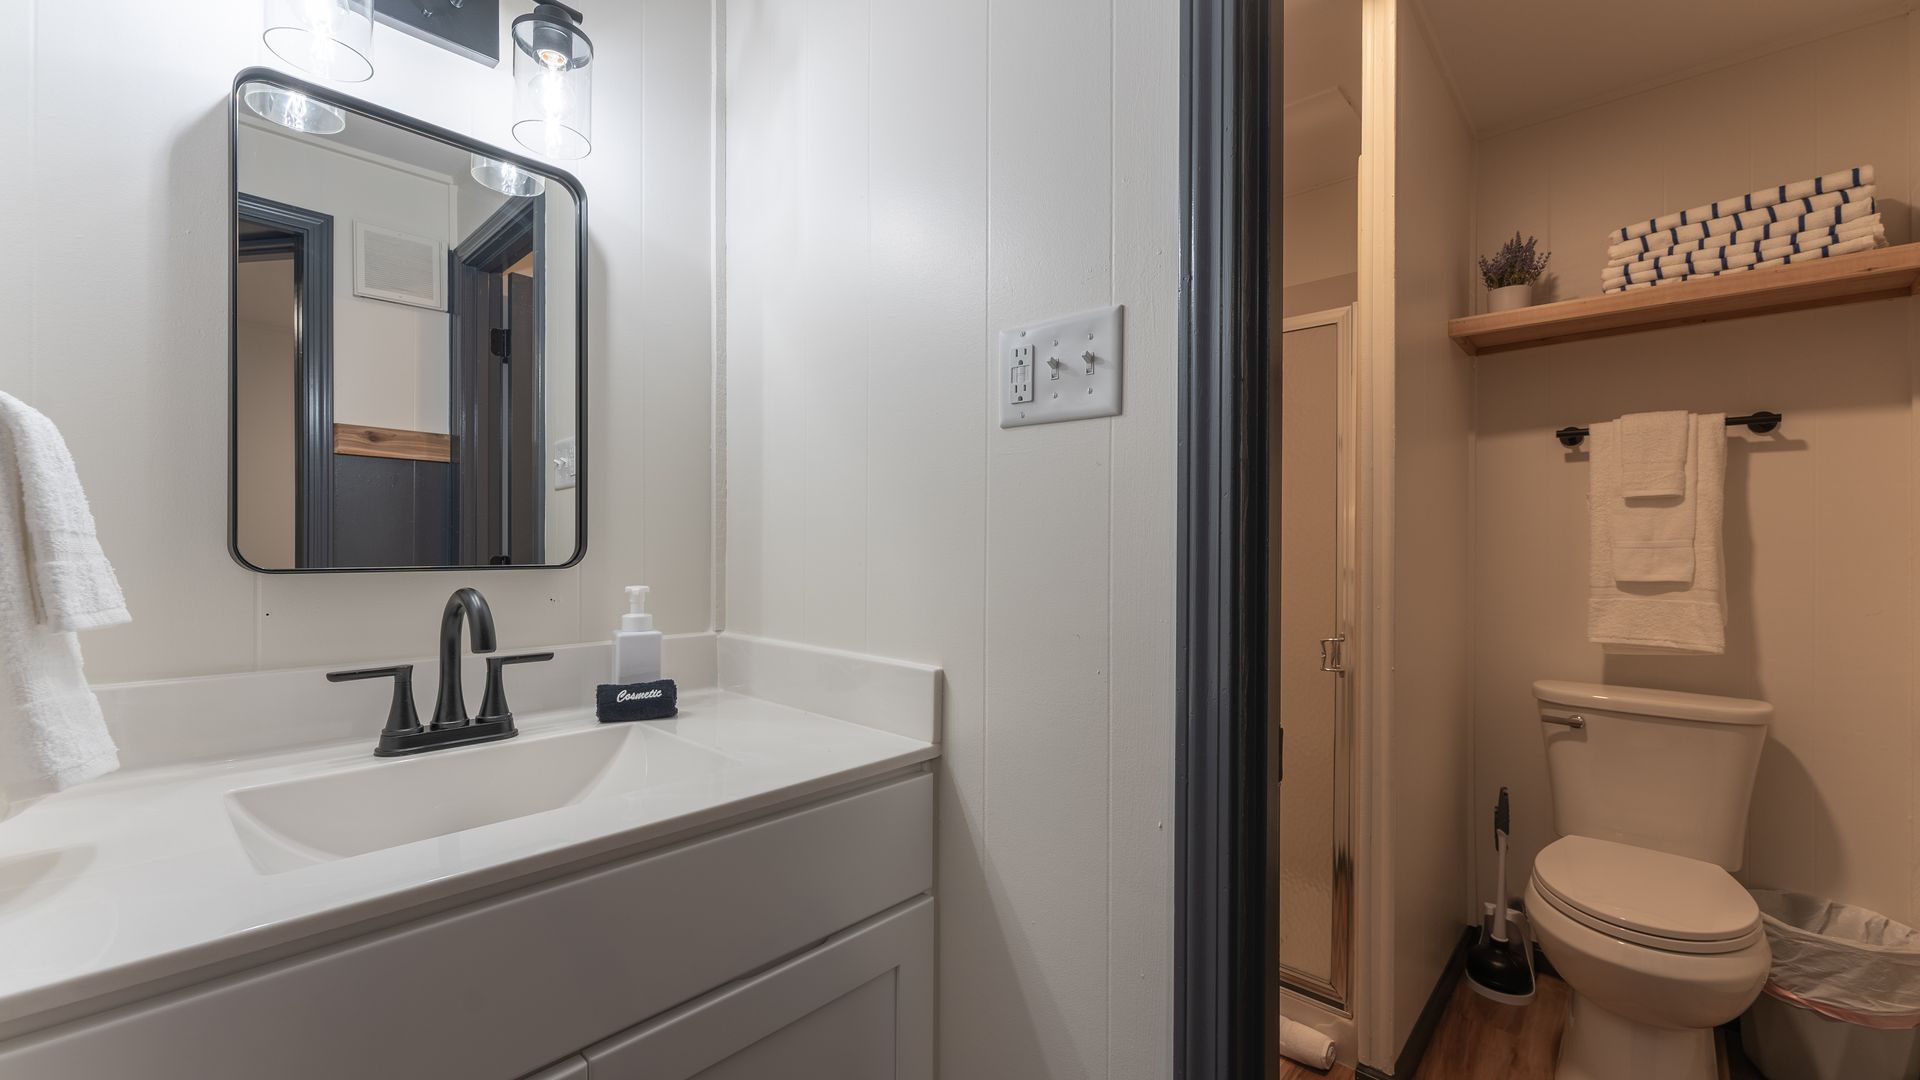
[224,724,732,873]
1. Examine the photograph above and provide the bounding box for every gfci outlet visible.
[998,305,1123,428]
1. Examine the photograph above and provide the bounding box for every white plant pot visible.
[1488,283,1534,312]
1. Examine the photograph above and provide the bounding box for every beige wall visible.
[722,0,1177,1075]
[1283,179,1359,317]
[1470,16,1920,927]
[234,259,296,569]
[0,0,714,682]
[1388,0,1476,1057]
[1284,178,1359,286]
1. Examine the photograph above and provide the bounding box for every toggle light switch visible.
[997,306,1123,428]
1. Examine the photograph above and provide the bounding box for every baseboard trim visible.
[1355,925,1477,1079]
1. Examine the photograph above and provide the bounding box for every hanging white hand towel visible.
[0,392,127,796]
[1588,415,1727,654]
[1619,410,1690,499]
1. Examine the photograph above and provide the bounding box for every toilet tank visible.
[1533,681,1770,870]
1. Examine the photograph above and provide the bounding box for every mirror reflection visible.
[231,76,584,572]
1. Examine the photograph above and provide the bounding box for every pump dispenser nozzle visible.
[622,585,654,631]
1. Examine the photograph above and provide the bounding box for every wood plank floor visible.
[1279,973,1765,1080]
[1413,974,1569,1079]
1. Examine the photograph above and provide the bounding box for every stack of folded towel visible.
[1602,166,1885,294]
[1587,411,1727,655]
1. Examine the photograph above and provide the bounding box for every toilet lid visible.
[1532,836,1759,945]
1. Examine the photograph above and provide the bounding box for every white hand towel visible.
[1604,185,1874,261]
[1607,165,1872,245]
[1609,413,1696,582]
[1588,415,1727,654]
[0,393,127,795]
[1604,231,1886,294]
[1604,215,1883,286]
[1619,410,1690,499]
[1604,199,1877,268]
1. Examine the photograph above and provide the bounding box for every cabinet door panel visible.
[586,898,933,1080]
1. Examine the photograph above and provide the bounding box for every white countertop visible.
[0,690,937,1034]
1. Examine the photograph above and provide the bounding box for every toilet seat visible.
[1531,836,1761,956]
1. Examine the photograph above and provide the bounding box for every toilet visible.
[1527,681,1773,1080]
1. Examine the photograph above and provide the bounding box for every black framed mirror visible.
[228,68,587,573]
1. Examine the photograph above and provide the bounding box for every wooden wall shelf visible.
[1448,244,1920,356]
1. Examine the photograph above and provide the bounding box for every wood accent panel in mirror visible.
[333,424,452,463]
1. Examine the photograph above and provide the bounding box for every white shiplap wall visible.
[1,0,715,683]
[723,0,1179,1075]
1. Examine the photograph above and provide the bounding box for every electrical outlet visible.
[998,306,1122,428]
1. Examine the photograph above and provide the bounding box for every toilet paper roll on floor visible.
[1278,1016,1337,1070]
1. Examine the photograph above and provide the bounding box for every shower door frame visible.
[1274,305,1358,1012]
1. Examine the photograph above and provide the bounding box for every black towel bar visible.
[1554,411,1781,448]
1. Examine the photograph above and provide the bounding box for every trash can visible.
[1740,890,1920,1080]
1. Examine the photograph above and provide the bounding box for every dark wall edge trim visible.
[1354,925,1479,1080]
[1174,0,1274,1076]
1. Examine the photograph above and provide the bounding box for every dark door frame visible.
[1176,0,1275,1077]
[449,195,545,565]
[235,193,335,570]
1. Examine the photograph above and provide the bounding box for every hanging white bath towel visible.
[1588,415,1727,654]
[0,392,127,796]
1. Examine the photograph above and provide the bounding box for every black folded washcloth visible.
[596,679,678,722]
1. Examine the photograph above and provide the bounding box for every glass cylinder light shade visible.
[512,5,593,160]
[243,81,348,135]
[262,0,375,82]
[471,154,548,198]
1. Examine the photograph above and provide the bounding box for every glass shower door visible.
[1273,306,1355,1008]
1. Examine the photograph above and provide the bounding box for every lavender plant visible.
[1478,232,1551,289]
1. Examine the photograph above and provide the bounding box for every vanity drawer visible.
[0,771,932,1080]
[583,896,933,1080]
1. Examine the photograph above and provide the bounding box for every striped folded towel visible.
[1604,198,1878,269]
[1604,186,1874,261]
[1604,231,1886,293]
[1607,165,1873,246]
[1604,216,1883,286]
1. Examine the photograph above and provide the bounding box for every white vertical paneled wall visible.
[723,0,1178,1075]
[2,1,714,683]
[1470,15,1920,932]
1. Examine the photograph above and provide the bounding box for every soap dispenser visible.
[611,585,664,683]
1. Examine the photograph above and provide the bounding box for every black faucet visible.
[433,587,497,729]
[328,588,552,757]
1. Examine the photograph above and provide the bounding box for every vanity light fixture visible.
[242,80,348,135]
[470,154,547,198]
[261,0,376,83]
[511,3,593,160]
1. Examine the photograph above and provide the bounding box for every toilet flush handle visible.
[1543,713,1587,729]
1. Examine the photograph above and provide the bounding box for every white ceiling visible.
[1416,0,1915,135]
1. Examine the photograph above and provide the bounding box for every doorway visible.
[450,197,546,566]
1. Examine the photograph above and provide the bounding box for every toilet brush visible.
[1466,787,1536,1005]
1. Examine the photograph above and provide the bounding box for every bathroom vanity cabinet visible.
[0,771,934,1080]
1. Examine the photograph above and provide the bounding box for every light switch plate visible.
[552,436,578,491]
[999,305,1123,428]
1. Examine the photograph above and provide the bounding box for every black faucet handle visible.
[326,664,423,737]
[477,652,555,723]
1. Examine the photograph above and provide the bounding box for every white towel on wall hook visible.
[0,392,128,797]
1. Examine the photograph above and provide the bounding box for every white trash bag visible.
[1752,889,1920,1029]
